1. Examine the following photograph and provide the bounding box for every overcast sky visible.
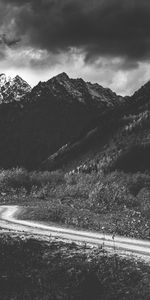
[1,0,150,95]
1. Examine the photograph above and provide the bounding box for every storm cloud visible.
[1,0,150,65]
[1,0,150,96]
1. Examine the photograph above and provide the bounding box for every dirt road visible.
[1,205,150,257]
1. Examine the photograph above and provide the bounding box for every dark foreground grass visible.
[1,233,150,300]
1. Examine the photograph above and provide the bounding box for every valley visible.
[0,72,150,299]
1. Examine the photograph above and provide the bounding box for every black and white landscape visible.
[1,0,150,299]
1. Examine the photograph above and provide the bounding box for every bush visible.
[30,170,65,187]
[137,188,150,217]
[0,168,65,193]
[126,172,150,196]
[89,172,137,213]
[0,168,31,192]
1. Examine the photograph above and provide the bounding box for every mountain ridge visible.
[0,72,149,170]
[29,72,123,109]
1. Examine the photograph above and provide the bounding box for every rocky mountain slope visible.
[0,74,31,103]
[41,80,150,172]
[0,71,150,171]
[0,72,124,169]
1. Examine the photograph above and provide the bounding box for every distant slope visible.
[41,80,150,173]
[1,72,150,171]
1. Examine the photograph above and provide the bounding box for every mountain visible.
[1,71,150,171]
[0,74,31,103]
[41,79,150,172]
[0,72,124,169]
[29,72,123,108]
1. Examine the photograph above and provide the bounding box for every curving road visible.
[1,205,150,257]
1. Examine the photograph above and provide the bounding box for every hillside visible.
[0,72,150,174]
[1,76,150,239]
[0,72,123,169]
[41,80,150,174]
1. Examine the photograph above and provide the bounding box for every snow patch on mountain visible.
[0,74,31,103]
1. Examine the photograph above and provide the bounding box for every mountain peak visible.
[38,72,122,106]
[52,72,70,82]
[14,75,24,81]
[14,75,30,87]
[56,72,69,78]
[0,74,31,103]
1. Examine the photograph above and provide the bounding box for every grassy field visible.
[1,232,150,300]
[0,168,150,239]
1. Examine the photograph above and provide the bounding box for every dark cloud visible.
[1,0,150,67]
[0,49,6,61]
[0,34,20,47]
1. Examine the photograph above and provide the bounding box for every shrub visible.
[30,170,65,187]
[0,168,65,193]
[0,168,31,192]
[89,172,138,213]
[137,188,150,217]
[126,172,150,196]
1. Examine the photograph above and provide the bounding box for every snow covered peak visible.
[0,74,11,87]
[0,74,31,103]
